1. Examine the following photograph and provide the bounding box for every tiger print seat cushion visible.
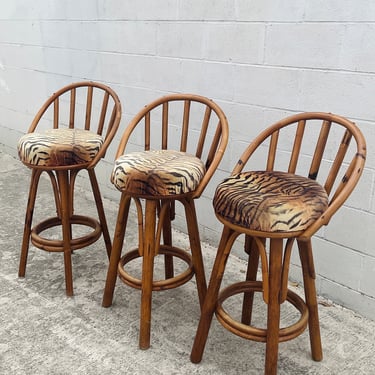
[18,128,103,167]
[111,149,206,197]
[213,171,329,232]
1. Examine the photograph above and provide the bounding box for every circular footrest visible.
[118,245,194,291]
[216,280,309,343]
[31,215,102,252]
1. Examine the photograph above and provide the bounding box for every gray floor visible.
[1,151,375,375]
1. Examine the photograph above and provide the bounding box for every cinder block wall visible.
[1,1,374,319]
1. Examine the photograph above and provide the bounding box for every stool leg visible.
[102,193,131,307]
[139,199,157,349]
[183,197,207,307]
[88,169,112,259]
[162,201,174,279]
[191,226,237,363]
[241,235,260,325]
[56,170,74,296]
[297,239,323,361]
[19,169,42,277]
[265,238,283,375]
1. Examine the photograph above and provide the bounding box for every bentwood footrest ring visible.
[30,214,102,252]
[118,245,195,291]
[216,280,309,343]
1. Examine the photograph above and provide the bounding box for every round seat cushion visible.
[213,170,329,232]
[18,128,103,167]
[111,149,206,197]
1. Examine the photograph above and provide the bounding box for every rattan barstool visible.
[102,93,229,349]
[17,81,122,296]
[191,112,366,375]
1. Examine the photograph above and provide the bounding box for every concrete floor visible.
[1,151,375,374]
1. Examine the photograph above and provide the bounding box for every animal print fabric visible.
[18,128,103,167]
[213,170,329,232]
[111,149,206,197]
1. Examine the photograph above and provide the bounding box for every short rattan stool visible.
[102,93,229,349]
[191,112,366,375]
[17,81,122,296]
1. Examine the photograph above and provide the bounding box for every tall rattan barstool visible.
[18,81,122,296]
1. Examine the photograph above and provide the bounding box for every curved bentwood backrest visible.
[27,81,122,168]
[232,112,366,238]
[115,93,229,198]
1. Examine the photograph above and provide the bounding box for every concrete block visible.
[99,53,139,87]
[97,0,178,21]
[64,0,99,20]
[341,23,375,73]
[311,237,362,291]
[0,20,42,45]
[42,48,73,77]
[222,102,265,142]
[357,120,375,171]
[263,108,297,128]
[304,0,375,22]
[0,0,66,20]
[299,70,375,121]
[37,21,96,50]
[319,277,375,321]
[344,168,373,211]
[360,256,375,297]
[116,85,161,117]
[265,23,345,69]
[123,56,184,93]
[179,0,236,21]
[205,23,265,64]
[225,138,251,168]
[236,0,305,21]
[0,1,31,19]
[100,21,157,55]
[233,65,301,109]
[70,50,102,81]
[0,68,49,116]
[0,125,24,157]
[196,198,220,229]
[0,107,34,136]
[157,22,207,59]
[324,207,374,257]
[178,60,235,101]
[201,168,229,202]
[1,44,45,72]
